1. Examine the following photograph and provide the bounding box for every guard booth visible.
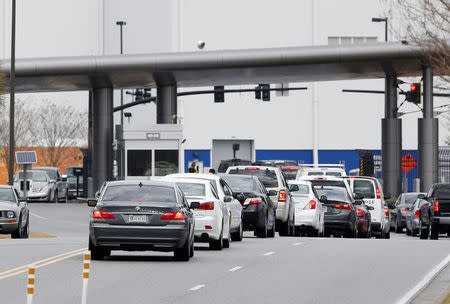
[117,124,184,180]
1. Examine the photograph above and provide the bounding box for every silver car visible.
[405,195,426,237]
[0,186,29,238]
[88,180,195,261]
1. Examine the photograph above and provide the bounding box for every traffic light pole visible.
[382,74,402,198]
[418,66,438,191]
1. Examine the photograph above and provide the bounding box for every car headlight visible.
[38,186,49,193]
[7,211,15,218]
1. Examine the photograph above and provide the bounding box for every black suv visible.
[418,183,450,239]
[218,159,251,173]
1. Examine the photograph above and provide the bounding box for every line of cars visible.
[86,162,395,261]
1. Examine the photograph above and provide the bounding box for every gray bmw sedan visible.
[88,180,195,261]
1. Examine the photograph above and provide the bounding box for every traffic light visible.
[255,86,261,100]
[406,83,421,104]
[214,86,224,103]
[135,89,143,101]
[143,89,151,99]
[359,151,374,177]
[261,84,270,101]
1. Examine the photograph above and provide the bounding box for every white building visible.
[0,0,447,179]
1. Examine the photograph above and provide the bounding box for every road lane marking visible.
[292,242,303,246]
[29,212,47,220]
[228,266,242,272]
[189,285,205,291]
[396,254,450,304]
[264,251,275,256]
[0,247,86,281]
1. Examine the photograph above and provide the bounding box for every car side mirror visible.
[87,199,97,207]
[224,196,233,203]
[289,184,299,192]
[234,193,245,201]
[268,190,277,197]
[95,191,101,199]
[50,179,56,183]
[384,193,391,200]
[190,202,200,209]
[367,206,374,211]
[319,195,328,202]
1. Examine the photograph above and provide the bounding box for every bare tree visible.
[30,102,87,167]
[383,0,449,86]
[0,99,34,173]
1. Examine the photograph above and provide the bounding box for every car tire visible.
[63,191,68,203]
[53,191,58,204]
[89,238,106,260]
[267,221,275,238]
[223,237,230,248]
[231,222,243,241]
[12,216,29,239]
[385,230,390,239]
[430,222,439,240]
[209,228,223,250]
[174,238,191,261]
[189,241,194,258]
[395,218,403,233]
[412,229,418,237]
[406,226,411,236]
[419,220,429,239]
[256,217,267,238]
[310,229,319,237]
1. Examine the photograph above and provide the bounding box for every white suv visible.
[296,164,347,179]
[226,166,294,236]
[345,177,390,239]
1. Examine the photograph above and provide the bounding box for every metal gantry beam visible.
[418,66,438,192]
[382,75,402,198]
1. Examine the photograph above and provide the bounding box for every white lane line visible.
[264,251,275,256]
[189,285,205,291]
[396,254,450,304]
[29,212,47,220]
[292,242,303,246]
[228,266,242,272]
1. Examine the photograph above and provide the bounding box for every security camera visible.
[197,40,205,49]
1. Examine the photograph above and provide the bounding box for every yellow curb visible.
[0,231,56,239]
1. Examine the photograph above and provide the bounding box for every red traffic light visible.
[410,84,417,91]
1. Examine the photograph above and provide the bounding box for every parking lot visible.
[0,203,448,304]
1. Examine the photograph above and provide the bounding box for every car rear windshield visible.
[353,180,375,199]
[315,187,351,203]
[0,189,15,202]
[403,193,422,205]
[228,169,279,188]
[218,160,252,173]
[175,183,206,197]
[308,172,324,176]
[326,172,343,177]
[102,185,176,203]
[431,185,450,199]
[290,184,309,195]
[310,180,346,188]
[281,170,298,180]
[222,177,256,192]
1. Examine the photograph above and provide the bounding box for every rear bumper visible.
[90,223,189,250]
[295,211,319,229]
[275,201,288,222]
[193,216,221,241]
[324,219,355,234]
[433,217,450,225]
[242,206,265,231]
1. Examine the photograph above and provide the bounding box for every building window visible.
[127,150,152,176]
[328,36,378,45]
[155,150,178,176]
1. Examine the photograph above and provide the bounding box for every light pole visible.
[372,17,388,42]
[116,21,126,126]
[8,0,16,186]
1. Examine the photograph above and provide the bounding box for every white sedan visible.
[288,180,324,237]
[165,178,231,250]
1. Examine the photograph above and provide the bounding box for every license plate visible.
[129,215,147,223]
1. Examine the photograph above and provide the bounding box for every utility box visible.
[118,124,184,179]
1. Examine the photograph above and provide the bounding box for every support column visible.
[92,87,113,192]
[157,85,177,124]
[382,75,402,198]
[418,67,438,191]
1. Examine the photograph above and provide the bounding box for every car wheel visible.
[412,229,418,237]
[419,220,429,239]
[209,227,223,250]
[223,237,230,248]
[174,238,191,261]
[395,218,403,233]
[406,225,411,236]
[256,216,267,238]
[231,221,243,241]
[89,238,105,260]
[63,191,68,203]
[53,191,58,204]
[310,229,319,237]
[21,218,29,239]
[430,222,439,240]
[385,230,390,239]
[189,240,194,258]
[267,220,275,238]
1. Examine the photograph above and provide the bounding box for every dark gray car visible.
[390,192,425,233]
[88,180,195,261]
[0,186,29,238]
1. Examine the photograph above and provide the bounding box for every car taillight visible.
[245,167,260,170]
[303,200,316,210]
[199,202,214,210]
[401,208,407,214]
[92,210,115,219]
[243,198,261,205]
[376,188,381,199]
[414,210,420,218]
[434,201,439,212]
[384,208,389,216]
[334,204,351,210]
[160,212,185,220]
[278,190,287,202]
[357,208,363,216]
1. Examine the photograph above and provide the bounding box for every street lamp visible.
[372,17,388,42]
[116,21,126,180]
[8,0,16,186]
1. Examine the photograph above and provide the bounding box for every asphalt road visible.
[0,203,449,304]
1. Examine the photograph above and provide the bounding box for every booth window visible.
[127,150,152,176]
[155,150,178,176]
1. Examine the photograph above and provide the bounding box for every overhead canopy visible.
[0,42,428,93]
